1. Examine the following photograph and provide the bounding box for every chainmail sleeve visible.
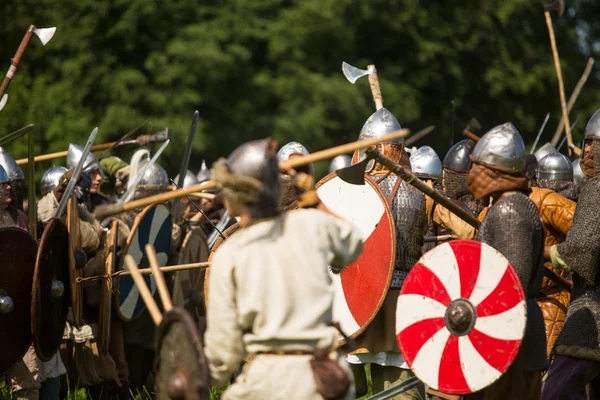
[476,192,547,370]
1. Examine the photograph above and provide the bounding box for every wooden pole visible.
[17,141,119,165]
[367,65,383,110]
[145,244,173,312]
[76,261,210,283]
[124,255,162,325]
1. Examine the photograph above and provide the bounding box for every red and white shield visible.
[316,173,396,339]
[396,240,526,394]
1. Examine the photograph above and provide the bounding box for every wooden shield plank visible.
[316,173,396,339]
[116,204,171,321]
[0,228,37,375]
[155,308,210,400]
[396,240,526,394]
[32,218,70,362]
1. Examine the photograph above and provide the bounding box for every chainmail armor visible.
[377,175,427,289]
[536,179,578,202]
[442,169,468,199]
[477,192,547,370]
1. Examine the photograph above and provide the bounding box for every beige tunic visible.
[205,209,363,399]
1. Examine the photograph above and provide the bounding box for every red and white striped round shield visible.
[396,240,526,394]
[316,173,396,339]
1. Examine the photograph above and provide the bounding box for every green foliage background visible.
[0,0,598,180]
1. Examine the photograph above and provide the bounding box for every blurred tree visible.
[0,0,597,182]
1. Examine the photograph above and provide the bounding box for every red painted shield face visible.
[316,174,396,340]
[396,240,526,394]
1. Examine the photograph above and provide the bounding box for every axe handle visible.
[366,147,481,229]
[0,26,35,99]
[16,142,117,165]
[545,11,574,155]
[145,244,173,312]
[124,255,163,326]
[367,65,383,110]
[405,126,434,146]
[463,131,480,142]
[551,58,595,146]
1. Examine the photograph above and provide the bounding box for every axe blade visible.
[33,27,56,46]
[0,94,7,111]
[336,158,370,185]
[342,62,373,84]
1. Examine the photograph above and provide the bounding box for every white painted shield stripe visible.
[474,300,526,341]
[121,283,139,318]
[156,252,169,267]
[396,294,447,333]
[459,335,503,391]
[149,205,170,243]
[317,176,383,240]
[468,244,509,307]
[329,270,360,335]
[419,242,461,300]
[411,328,451,389]
[128,230,144,264]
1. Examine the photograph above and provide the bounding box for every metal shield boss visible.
[0,227,37,375]
[396,240,526,394]
[155,308,210,400]
[116,204,171,321]
[316,173,396,339]
[32,219,70,361]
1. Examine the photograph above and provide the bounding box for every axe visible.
[0,25,57,112]
[462,118,482,142]
[342,62,383,110]
[95,128,413,220]
[544,0,574,155]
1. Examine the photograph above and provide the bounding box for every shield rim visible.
[155,307,210,399]
[99,220,118,353]
[115,203,171,322]
[31,218,71,362]
[67,194,84,328]
[315,172,397,340]
[204,222,241,309]
[0,227,38,375]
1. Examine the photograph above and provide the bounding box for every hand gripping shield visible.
[316,173,396,339]
[155,307,210,400]
[116,204,171,321]
[396,240,526,394]
[31,218,70,361]
[0,227,38,375]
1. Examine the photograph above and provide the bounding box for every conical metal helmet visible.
[66,143,104,177]
[40,166,68,196]
[328,155,352,174]
[0,164,8,184]
[409,146,442,180]
[358,108,403,144]
[0,147,24,181]
[537,153,573,181]
[276,141,314,176]
[584,109,600,140]
[471,122,526,172]
[175,170,198,189]
[533,142,557,162]
[196,160,210,183]
[443,139,475,173]
[227,138,272,181]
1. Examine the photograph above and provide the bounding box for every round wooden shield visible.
[204,222,241,308]
[396,240,526,394]
[0,227,37,375]
[116,204,171,321]
[32,218,71,362]
[315,173,396,339]
[155,307,210,400]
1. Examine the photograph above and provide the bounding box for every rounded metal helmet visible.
[358,108,403,144]
[134,161,169,198]
[537,153,573,181]
[196,160,210,183]
[174,170,199,189]
[410,146,442,180]
[277,141,314,176]
[227,138,272,181]
[584,109,600,140]
[533,142,557,162]
[471,122,526,172]
[66,143,105,178]
[40,166,68,196]
[443,139,475,173]
[328,155,351,174]
[0,164,8,184]
[0,147,24,181]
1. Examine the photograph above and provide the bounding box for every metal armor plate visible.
[155,307,210,400]
[0,227,37,375]
[396,240,526,394]
[32,219,71,362]
[116,204,171,321]
[316,173,396,339]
